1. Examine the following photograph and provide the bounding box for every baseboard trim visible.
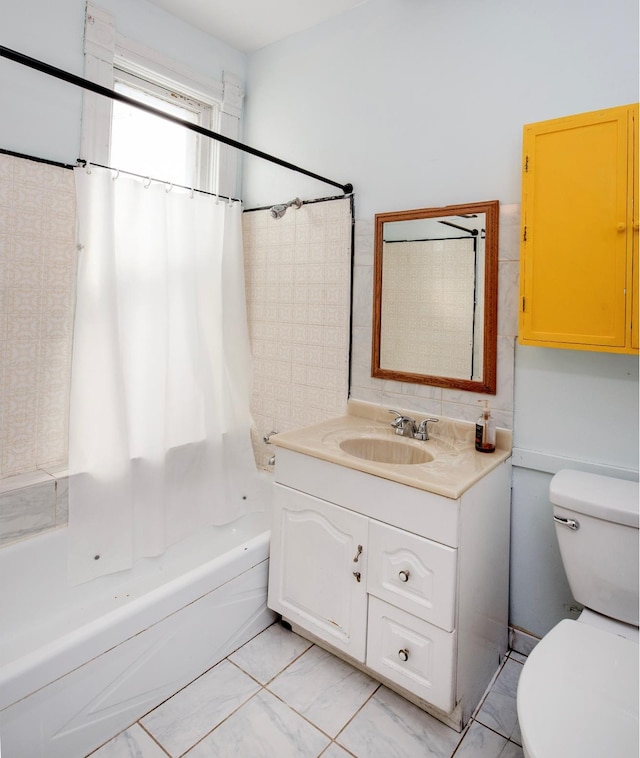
[509,625,540,657]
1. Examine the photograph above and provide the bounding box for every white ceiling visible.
[143,0,370,53]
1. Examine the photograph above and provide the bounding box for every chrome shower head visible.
[270,197,302,219]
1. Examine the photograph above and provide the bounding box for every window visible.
[111,70,216,190]
[82,2,243,198]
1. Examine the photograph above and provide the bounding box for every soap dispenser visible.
[475,401,496,453]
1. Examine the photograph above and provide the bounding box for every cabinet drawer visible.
[367,597,456,713]
[367,520,457,632]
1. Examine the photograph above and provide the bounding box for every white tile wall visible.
[350,204,519,430]
[243,198,353,469]
[0,154,76,546]
[0,154,77,479]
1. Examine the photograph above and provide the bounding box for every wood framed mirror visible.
[372,200,499,393]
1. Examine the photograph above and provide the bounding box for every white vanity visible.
[268,401,512,731]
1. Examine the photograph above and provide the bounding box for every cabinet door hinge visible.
[523,225,527,242]
[524,155,529,172]
[522,296,526,312]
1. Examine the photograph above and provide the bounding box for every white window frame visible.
[82,2,244,197]
[112,69,215,192]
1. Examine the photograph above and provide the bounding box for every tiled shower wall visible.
[0,154,76,475]
[242,198,353,469]
[0,154,76,545]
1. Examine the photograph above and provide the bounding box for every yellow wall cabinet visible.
[519,103,638,353]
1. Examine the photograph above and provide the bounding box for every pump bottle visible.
[475,401,496,453]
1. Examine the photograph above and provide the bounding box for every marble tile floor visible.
[89,621,525,758]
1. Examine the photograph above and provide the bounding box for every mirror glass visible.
[372,200,499,394]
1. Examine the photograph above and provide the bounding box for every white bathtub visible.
[0,501,274,758]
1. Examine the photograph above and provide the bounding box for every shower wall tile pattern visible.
[242,198,352,469]
[0,154,77,480]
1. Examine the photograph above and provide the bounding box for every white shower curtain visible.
[68,167,260,583]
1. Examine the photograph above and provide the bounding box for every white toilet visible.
[517,469,639,758]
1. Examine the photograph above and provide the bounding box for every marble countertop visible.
[272,400,512,499]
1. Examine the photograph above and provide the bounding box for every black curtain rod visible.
[0,147,240,200]
[76,160,240,201]
[0,45,354,195]
[0,147,76,170]
[0,148,345,207]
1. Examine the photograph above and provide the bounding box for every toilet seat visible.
[517,619,639,758]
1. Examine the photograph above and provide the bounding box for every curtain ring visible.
[144,176,152,189]
[190,187,195,199]
[112,169,120,181]
[85,161,92,174]
[165,182,173,193]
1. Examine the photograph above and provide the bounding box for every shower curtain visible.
[68,166,259,583]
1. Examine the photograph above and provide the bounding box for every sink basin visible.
[339,436,434,465]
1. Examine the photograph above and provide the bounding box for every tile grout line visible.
[176,636,335,756]
[469,654,525,749]
[137,721,172,757]
[330,680,383,756]
[449,651,514,757]
[176,686,265,758]
[231,632,385,755]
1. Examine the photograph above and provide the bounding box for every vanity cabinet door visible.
[268,484,369,662]
[367,521,457,632]
[519,103,638,353]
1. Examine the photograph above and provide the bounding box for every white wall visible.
[510,346,638,636]
[242,0,640,638]
[242,0,637,215]
[0,0,245,164]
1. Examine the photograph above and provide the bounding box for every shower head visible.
[270,197,302,219]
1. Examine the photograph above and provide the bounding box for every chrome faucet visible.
[414,417,439,441]
[389,410,417,437]
[389,410,439,440]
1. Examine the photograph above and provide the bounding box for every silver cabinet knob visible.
[398,648,409,662]
[398,570,410,582]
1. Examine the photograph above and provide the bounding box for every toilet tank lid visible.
[550,470,639,527]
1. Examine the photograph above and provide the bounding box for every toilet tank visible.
[550,470,639,627]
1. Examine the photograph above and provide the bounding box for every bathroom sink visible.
[339,436,434,465]
[272,401,512,498]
